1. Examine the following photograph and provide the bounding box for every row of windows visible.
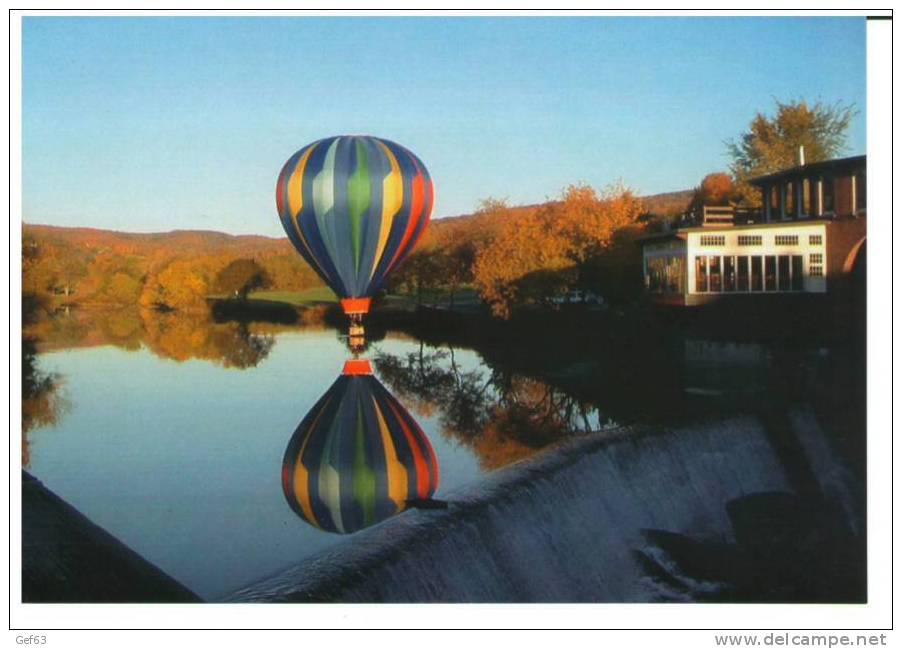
[699,233,823,247]
[694,254,820,294]
[766,172,866,217]
[774,235,798,245]
[699,235,725,246]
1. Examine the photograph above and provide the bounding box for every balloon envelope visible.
[281,366,440,534]
[275,136,433,310]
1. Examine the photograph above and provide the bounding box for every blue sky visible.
[22,16,866,236]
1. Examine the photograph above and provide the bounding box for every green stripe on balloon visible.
[353,398,377,526]
[347,140,371,274]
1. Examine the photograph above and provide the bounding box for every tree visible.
[214,258,272,300]
[472,207,572,318]
[727,99,857,205]
[687,172,736,215]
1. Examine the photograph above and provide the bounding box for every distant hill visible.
[23,224,293,258]
[640,189,694,217]
[24,187,691,249]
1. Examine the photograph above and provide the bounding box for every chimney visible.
[798,145,806,166]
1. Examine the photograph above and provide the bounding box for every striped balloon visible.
[275,136,434,314]
[281,361,440,534]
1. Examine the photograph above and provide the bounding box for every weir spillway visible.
[226,408,862,603]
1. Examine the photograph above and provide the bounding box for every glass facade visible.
[764,256,777,291]
[688,253,810,294]
[695,256,708,292]
[737,256,749,291]
[723,256,736,292]
[751,256,763,291]
[778,256,791,291]
[646,255,685,294]
[709,256,722,292]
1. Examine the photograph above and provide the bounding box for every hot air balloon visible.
[281,359,440,534]
[275,136,434,347]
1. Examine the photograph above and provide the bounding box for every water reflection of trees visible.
[373,345,598,470]
[140,312,275,369]
[27,307,278,370]
[22,294,68,467]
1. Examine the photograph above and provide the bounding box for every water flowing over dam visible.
[227,407,862,603]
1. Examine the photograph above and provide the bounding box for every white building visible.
[641,155,865,307]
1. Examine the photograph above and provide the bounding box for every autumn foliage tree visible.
[471,184,644,318]
[727,99,856,205]
[687,172,737,216]
[214,258,273,300]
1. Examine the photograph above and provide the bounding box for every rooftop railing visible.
[701,205,765,227]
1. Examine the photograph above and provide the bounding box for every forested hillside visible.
[22,187,693,316]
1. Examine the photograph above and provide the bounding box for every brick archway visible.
[842,236,866,274]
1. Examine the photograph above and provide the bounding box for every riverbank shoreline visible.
[22,471,201,603]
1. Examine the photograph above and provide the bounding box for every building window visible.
[809,235,823,245]
[764,256,777,291]
[791,256,804,291]
[751,256,763,292]
[738,235,762,246]
[709,256,722,292]
[784,181,795,217]
[737,256,749,291]
[822,176,835,214]
[775,235,799,246]
[778,256,791,291]
[695,256,708,293]
[801,179,813,216]
[855,171,866,211]
[699,235,725,246]
[769,186,780,219]
[646,255,685,294]
[810,252,824,277]
[723,256,736,292]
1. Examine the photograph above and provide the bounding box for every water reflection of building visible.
[641,155,866,306]
[281,359,440,534]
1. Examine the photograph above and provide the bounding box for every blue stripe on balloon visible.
[298,137,346,296]
[329,137,357,298]
[354,138,388,296]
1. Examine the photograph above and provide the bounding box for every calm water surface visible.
[23,309,863,601]
[27,326,502,599]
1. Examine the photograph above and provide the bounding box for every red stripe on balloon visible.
[408,178,434,252]
[275,161,289,215]
[385,170,425,275]
[280,461,293,498]
[387,400,431,498]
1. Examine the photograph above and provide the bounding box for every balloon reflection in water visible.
[281,359,440,534]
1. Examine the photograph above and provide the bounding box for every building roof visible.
[748,154,865,187]
[638,218,833,245]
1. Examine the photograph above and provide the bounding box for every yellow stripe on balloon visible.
[288,143,321,267]
[373,396,408,512]
[292,394,332,528]
[371,140,403,280]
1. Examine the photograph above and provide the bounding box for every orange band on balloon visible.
[342,359,373,375]
[341,297,372,315]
